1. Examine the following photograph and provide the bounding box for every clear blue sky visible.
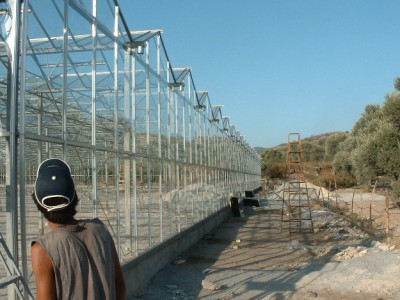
[118,0,400,148]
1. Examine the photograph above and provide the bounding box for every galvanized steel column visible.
[145,41,152,246]
[91,0,98,219]
[157,34,163,242]
[5,1,22,299]
[132,49,139,256]
[18,0,30,292]
[174,90,180,232]
[113,4,121,256]
[62,0,69,157]
[123,46,132,253]
[167,62,173,236]
[182,92,187,228]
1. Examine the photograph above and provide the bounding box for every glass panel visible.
[0,0,261,296]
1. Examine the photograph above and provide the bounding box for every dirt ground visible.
[131,186,400,300]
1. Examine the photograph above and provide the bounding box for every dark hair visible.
[32,192,79,224]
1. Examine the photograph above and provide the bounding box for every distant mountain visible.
[254,147,266,155]
[261,131,349,151]
[302,131,346,142]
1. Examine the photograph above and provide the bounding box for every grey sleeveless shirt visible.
[33,218,117,300]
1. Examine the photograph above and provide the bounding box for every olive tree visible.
[332,135,358,173]
[382,92,400,130]
[324,132,349,161]
[261,148,285,177]
[375,121,400,181]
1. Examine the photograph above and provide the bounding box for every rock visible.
[371,241,394,252]
[284,240,301,249]
[172,259,186,265]
[333,246,369,261]
[305,290,318,298]
[201,280,222,291]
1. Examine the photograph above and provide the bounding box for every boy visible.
[31,158,126,300]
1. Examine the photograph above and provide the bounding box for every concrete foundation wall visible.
[122,207,230,297]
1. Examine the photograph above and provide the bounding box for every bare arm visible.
[113,248,126,300]
[31,242,57,300]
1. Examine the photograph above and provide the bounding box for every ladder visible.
[281,133,314,236]
[0,233,34,300]
[281,180,314,234]
[285,133,304,176]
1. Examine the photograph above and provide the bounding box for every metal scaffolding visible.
[0,0,261,298]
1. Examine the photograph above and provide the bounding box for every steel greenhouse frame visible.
[0,0,261,298]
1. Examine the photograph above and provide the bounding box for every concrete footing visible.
[122,207,230,297]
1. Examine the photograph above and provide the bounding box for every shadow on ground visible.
[131,193,370,300]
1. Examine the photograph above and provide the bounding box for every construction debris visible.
[201,280,222,291]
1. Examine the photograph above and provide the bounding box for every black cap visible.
[34,158,75,212]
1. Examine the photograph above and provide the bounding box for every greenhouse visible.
[0,0,260,298]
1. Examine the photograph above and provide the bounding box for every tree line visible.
[261,77,400,197]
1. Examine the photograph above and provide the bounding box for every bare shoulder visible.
[31,242,46,256]
[31,242,56,299]
[31,242,53,270]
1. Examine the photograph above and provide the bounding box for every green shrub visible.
[392,181,400,199]
[267,163,286,179]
